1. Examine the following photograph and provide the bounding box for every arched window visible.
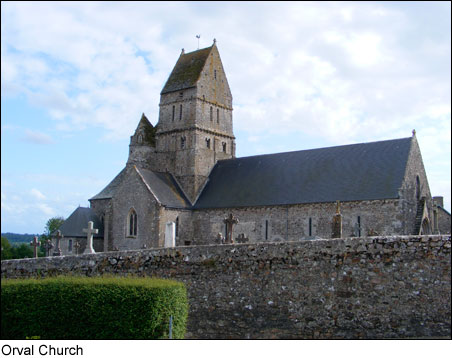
[181,136,186,149]
[179,104,183,120]
[217,108,220,123]
[127,209,137,237]
[222,142,227,153]
[172,105,175,122]
[175,217,179,237]
[206,138,211,149]
[137,134,143,144]
[210,106,213,121]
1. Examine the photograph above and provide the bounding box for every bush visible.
[1,276,188,339]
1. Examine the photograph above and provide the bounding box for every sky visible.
[1,1,451,235]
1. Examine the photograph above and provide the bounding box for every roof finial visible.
[412,129,416,136]
[196,34,200,50]
[213,38,216,45]
[181,48,185,55]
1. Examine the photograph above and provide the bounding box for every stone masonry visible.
[2,235,450,339]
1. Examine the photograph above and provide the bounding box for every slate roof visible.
[58,207,104,238]
[194,137,413,209]
[135,167,191,209]
[90,168,127,200]
[161,46,212,94]
[90,166,191,209]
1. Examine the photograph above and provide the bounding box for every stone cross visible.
[83,221,98,254]
[29,236,41,258]
[165,222,176,248]
[223,213,239,244]
[74,241,81,255]
[42,239,54,257]
[332,201,342,239]
[53,230,63,256]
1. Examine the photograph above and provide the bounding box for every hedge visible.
[1,276,188,339]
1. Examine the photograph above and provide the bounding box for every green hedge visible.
[1,276,188,339]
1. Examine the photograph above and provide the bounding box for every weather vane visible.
[196,34,201,49]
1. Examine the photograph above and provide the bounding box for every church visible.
[54,40,450,255]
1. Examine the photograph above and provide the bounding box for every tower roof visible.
[161,45,213,94]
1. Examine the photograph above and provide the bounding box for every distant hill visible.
[1,233,40,246]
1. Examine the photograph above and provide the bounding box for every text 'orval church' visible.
[53,40,451,255]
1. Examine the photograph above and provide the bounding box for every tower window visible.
[128,209,137,237]
[210,106,213,121]
[222,142,227,153]
[214,69,217,79]
[206,138,211,149]
[181,136,186,149]
[217,108,220,123]
[179,104,183,121]
[172,105,175,122]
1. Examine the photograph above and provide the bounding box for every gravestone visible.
[42,239,54,257]
[332,201,342,239]
[236,233,249,243]
[216,232,225,244]
[83,221,98,254]
[223,214,239,244]
[53,230,63,256]
[29,236,41,258]
[74,241,81,255]
[165,222,176,248]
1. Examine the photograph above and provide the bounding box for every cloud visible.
[30,188,46,200]
[21,129,54,145]
[2,2,449,144]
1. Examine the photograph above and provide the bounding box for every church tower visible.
[155,40,235,202]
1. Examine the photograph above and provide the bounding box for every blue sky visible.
[1,1,451,234]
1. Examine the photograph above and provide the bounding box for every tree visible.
[12,243,34,259]
[1,236,13,260]
[39,216,65,256]
[1,237,34,260]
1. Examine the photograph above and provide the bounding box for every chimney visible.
[433,196,444,208]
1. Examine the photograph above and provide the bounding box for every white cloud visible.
[30,188,46,201]
[22,129,54,145]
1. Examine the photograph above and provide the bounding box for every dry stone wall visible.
[2,235,450,339]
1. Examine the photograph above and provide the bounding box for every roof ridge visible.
[182,45,213,56]
[219,136,413,163]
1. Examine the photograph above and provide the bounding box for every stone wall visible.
[191,199,407,246]
[2,235,450,339]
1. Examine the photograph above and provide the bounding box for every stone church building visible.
[54,41,450,255]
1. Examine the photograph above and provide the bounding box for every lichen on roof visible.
[161,46,213,94]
